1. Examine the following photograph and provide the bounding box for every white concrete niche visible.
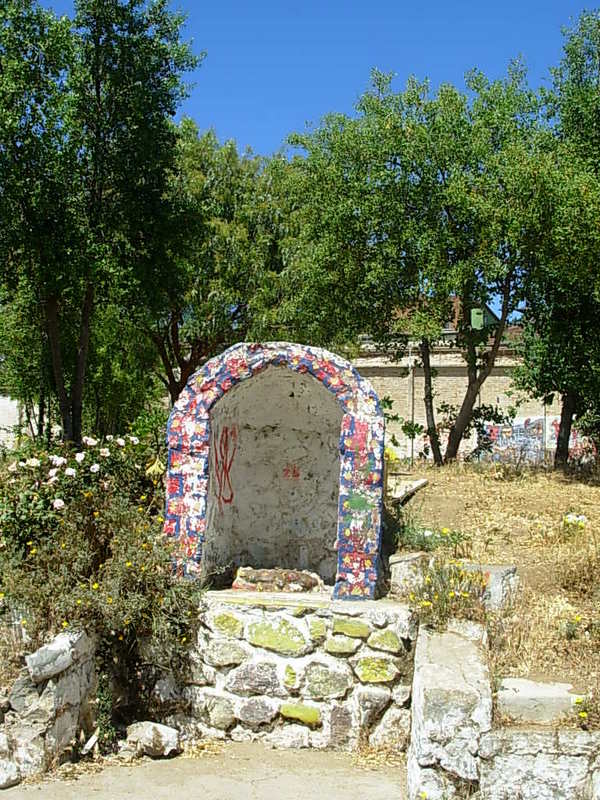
[204,366,343,585]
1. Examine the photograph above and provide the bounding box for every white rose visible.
[52,498,65,510]
[64,467,76,477]
[50,455,67,467]
[48,468,58,478]
[75,452,85,463]
[25,458,41,468]
[128,435,139,445]
[90,463,100,474]
[99,448,110,457]
[106,435,114,441]
[7,462,17,473]
[116,437,125,447]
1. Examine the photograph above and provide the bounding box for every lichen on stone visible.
[324,635,361,655]
[212,612,244,639]
[284,665,298,689]
[353,656,399,684]
[308,618,327,642]
[280,703,322,728]
[247,618,309,656]
[332,618,371,639]
[367,629,402,654]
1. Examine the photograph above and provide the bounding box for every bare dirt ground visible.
[3,741,407,800]
[398,462,600,694]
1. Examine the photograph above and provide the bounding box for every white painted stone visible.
[46,706,79,753]
[152,675,182,705]
[7,721,47,777]
[461,563,520,611]
[592,768,600,800]
[354,685,391,729]
[497,678,579,725]
[126,722,181,758]
[479,729,600,800]
[25,631,92,684]
[369,706,411,749]
[408,622,492,793]
[0,760,20,790]
[389,552,427,596]
[446,617,488,646]
[392,683,411,707]
[407,758,460,800]
[266,723,310,749]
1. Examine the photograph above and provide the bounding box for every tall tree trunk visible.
[444,381,481,462]
[44,295,73,441]
[37,387,45,440]
[71,282,94,444]
[555,391,577,468]
[419,338,443,466]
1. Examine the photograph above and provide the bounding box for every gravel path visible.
[3,741,406,800]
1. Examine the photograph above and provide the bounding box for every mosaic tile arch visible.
[164,342,385,599]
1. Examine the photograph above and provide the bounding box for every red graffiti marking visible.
[213,425,238,512]
[283,463,300,479]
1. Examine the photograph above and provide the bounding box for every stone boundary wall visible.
[0,631,96,789]
[157,591,417,751]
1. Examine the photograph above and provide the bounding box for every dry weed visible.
[407,463,600,694]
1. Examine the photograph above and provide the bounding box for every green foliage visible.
[0,0,199,441]
[0,434,203,715]
[409,558,487,630]
[95,672,118,753]
[396,511,472,558]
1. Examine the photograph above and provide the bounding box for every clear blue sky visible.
[41,0,587,155]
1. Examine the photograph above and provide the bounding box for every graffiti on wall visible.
[213,424,238,513]
[483,417,593,463]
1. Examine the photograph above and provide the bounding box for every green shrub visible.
[0,434,203,730]
[409,558,487,630]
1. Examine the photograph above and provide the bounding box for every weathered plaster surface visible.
[204,367,343,584]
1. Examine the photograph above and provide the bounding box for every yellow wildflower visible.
[574,697,584,705]
[106,596,113,604]
[448,591,455,598]
[76,599,82,605]
[92,582,99,590]
[62,621,68,629]
[579,711,588,719]
[125,561,133,568]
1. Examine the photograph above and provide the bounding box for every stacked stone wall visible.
[160,591,417,751]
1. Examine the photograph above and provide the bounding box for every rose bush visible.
[0,433,202,734]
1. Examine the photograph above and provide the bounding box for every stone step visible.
[407,620,492,800]
[497,677,583,726]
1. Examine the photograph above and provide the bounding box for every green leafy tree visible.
[283,68,552,463]
[516,10,600,465]
[0,0,198,442]
[139,121,287,403]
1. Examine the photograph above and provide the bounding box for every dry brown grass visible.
[400,462,600,694]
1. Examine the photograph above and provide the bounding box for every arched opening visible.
[165,342,384,599]
[204,366,344,585]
